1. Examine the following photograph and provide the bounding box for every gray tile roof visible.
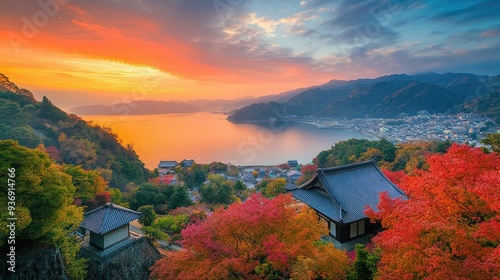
[80,203,142,234]
[291,187,343,222]
[182,159,195,166]
[287,160,405,224]
[158,161,178,168]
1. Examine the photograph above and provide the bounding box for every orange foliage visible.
[366,144,500,279]
[381,169,407,186]
[168,203,210,216]
[150,194,349,279]
[296,164,318,185]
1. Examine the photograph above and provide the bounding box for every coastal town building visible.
[158,160,178,174]
[287,160,299,168]
[181,159,195,168]
[286,170,302,183]
[288,113,497,145]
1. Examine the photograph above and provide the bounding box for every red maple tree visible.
[150,193,349,279]
[366,144,500,279]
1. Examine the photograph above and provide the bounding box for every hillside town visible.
[158,159,303,192]
[154,112,500,201]
[294,112,498,145]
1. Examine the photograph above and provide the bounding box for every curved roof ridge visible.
[287,160,377,191]
[321,160,376,173]
[317,169,344,221]
[287,160,406,224]
[370,162,406,196]
[105,202,142,215]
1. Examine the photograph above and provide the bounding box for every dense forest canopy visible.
[0,89,150,189]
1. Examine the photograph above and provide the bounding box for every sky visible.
[1,0,500,109]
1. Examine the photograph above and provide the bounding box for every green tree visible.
[142,226,170,246]
[0,140,86,278]
[348,244,380,280]
[233,180,249,200]
[179,163,206,188]
[155,214,189,235]
[208,161,228,173]
[2,125,40,147]
[39,95,68,121]
[199,174,235,205]
[0,85,150,189]
[63,165,107,201]
[256,178,272,194]
[138,205,157,226]
[168,186,192,210]
[0,98,28,127]
[481,133,500,152]
[265,178,287,198]
[108,187,129,207]
[129,183,166,210]
[314,138,397,168]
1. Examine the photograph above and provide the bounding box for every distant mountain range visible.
[44,72,500,124]
[228,73,500,124]
[70,100,200,115]
[69,85,311,115]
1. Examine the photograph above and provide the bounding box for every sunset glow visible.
[2,0,500,108]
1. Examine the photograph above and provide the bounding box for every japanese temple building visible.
[286,160,405,244]
[79,203,142,250]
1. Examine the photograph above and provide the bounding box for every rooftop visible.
[182,159,195,166]
[287,161,405,223]
[158,161,178,168]
[80,203,142,234]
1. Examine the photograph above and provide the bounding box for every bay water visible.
[83,113,368,169]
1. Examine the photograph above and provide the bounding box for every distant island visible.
[69,100,200,115]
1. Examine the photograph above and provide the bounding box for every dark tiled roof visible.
[158,161,178,168]
[182,159,195,166]
[287,161,405,224]
[80,203,142,234]
[292,187,343,222]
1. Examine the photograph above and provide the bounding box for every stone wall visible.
[0,242,67,280]
[84,237,161,280]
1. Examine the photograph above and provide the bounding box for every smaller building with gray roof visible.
[80,203,142,250]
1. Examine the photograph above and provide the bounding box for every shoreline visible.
[292,120,379,140]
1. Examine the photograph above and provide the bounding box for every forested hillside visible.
[229,73,500,123]
[0,74,150,189]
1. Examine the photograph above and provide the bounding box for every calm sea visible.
[83,113,368,169]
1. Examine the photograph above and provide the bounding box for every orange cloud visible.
[71,19,123,38]
[0,0,343,106]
